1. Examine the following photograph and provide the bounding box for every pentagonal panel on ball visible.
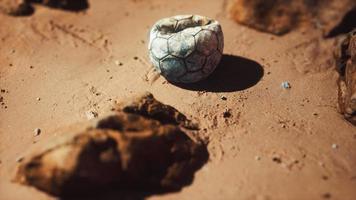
[159,55,186,82]
[150,37,169,59]
[168,32,195,58]
[149,52,161,73]
[179,71,205,83]
[195,30,218,56]
[203,50,221,74]
[185,52,206,72]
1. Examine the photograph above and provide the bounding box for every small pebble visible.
[281,81,291,89]
[255,156,261,161]
[221,96,227,101]
[16,157,24,163]
[34,128,41,136]
[86,111,98,120]
[36,97,41,101]
[223,110,232,118]
[331,144,338,149]
[322,193,331,199]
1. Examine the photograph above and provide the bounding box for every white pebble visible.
[85,111,98,120]
[34,128,41,136]
[281,81,291,89]
[331,144,338,149]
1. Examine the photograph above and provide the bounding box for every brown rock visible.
[336,30,356,125]
[16,93,207,197]
[228,0,356,36]
[121,92,200,130]
[38,0,89,11]
[0,0,33,16]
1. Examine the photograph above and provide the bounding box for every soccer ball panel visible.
[179,71,205,83]
[173,14,193,21]
[159,55,186,82]
[203,50,221,74]
[185,52,206,72]
[149,52,161,73]
[168,32,195,58]
[195,30,218,56]
[151,37,169,59]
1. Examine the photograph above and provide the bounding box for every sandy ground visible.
[0,0,356,199]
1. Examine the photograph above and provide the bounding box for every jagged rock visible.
[335,30,356,125]
[0,0,88,16]
[121,92,200,130]
[228,0,356,36]
[0,0,33,16]
[16,93,207,197]
[38,0,89,11]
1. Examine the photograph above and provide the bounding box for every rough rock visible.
[228,0,356,36]
[121,92,199,130]
[0,0,88,16]
[0,0,33,16]
[335,30,356,125]
[37,0,89,11]
[16,93,207,197]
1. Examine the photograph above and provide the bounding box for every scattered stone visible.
[16,157,24,163]
[15,93,208,197]
[322,175,329,180]
[331,143,338,149]
[221,96,227,101]
[228,0,356,36]
[255,156,261,161]
[133,56,138,60]
[1,89,5,93]
[223,109,232,118]
[85,111,98,120]
[36,97,41,101]
[34,128,41,136]
[322,193,331,199]
[281,81,291,89]
[272,156,282,164]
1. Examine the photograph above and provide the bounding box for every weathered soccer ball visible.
[148,15,224,83]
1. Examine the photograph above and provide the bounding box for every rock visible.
[0,0,33,16]
[228,0,356,36]
[121,92,200,130]
[85,110,98,120]
[16,93,208,197]
[38,0,89,11]
[34,128,41,136]
[335,30,356,125]
[0,0,88,16]
[281,81,291,89]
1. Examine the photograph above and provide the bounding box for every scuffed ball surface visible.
[148,15,224,83]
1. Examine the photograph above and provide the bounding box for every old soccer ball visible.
[148,15,224,83]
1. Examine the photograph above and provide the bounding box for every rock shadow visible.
[175,54,264,92]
